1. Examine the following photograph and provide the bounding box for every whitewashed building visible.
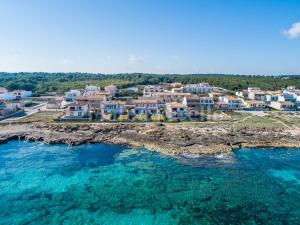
[84,85,101,96]
[235,90,249,98]
[131,100,159,115]
[65,103,89,118]
[101,101,125,115]
[216,96,244,110]
[0,88,32,101]
[245,100,267,110]
[182,95,201,108]
[126,86,139,93]
[270,101,296,111]
[13,90,32,99]
[0,91,16,100]
[150,92,191,104]
[248,90,267,101]
[183,83,213,94]
[104,85,118,97]
[282,86,300,102]
[65,90,82,102]
[199,97,214,110]
[166,102,189,121]
[143,85,165,96]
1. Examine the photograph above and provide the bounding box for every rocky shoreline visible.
[1,122,300,155]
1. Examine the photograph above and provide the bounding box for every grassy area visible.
[18,111,62,123]
[224,111,252,121]
[266,112,300,128]
[1,110,299,130]
[234,115,285,129]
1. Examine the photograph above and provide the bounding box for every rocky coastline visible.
[1,122,300,155]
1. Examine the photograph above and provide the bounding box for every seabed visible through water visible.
[0,141,300,224]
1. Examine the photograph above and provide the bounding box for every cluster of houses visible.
[0,87,31,119]
[53,83,235,122]
[236,86,300,111]
[55,83,300,122]
[1,82,299,122]
[0,87,32,101]
[0,100,25,118]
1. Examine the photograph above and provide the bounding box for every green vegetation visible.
[16,111,61,123]
[0,72,299,95]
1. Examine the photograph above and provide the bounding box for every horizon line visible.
[0,71,299,77]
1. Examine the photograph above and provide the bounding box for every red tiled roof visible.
[280,101,294,106]
[102,101,125,105]
[76,95,106,101]
[68,102,88,107]
[132,100,158,104]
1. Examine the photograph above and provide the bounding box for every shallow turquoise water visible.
[0,141,300,224]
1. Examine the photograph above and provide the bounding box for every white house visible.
[0,100,24,117]
[76,94,107,109]
[199,97,214,110]
[183,83,213,94]
[248,90,267,101]
[270,101,296,111]
[265,94,279,102]
[297,96,300,106]
[104,85,118,97]
[65,90,82,102]
[0,91,16,100]
[13,90,32,99]
[245,100,267,110]
[166,102,189,121]
[131,100,159,115]
[0,87,8,93]
[182,95,201,108]
[0,101,16,116]
[84,85,101,96]
[143,85,165,96]
[278,94,296,103]
[182,95,214,110]
[150,92,191,104]
[216,96,244,110]
[65,103,89,118]
[126,86,139,93]
[282,87,300,102]
[235,90,249,98]
[0,88,32,101]
[101,101,125,116]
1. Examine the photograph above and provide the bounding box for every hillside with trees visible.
[0,72,299,95]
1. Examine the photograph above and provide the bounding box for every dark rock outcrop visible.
[0,122,300,155]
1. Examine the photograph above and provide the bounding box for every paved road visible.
[0,103,47,122]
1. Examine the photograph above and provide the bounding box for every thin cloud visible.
[128,55,143,64]
[61,59,71,65]
[282,22,300,39]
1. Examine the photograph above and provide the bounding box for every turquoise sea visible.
[0,141,300,225]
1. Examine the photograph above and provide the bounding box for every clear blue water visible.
[0,141,300,225]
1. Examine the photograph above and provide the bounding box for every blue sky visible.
[0,0,299,75]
